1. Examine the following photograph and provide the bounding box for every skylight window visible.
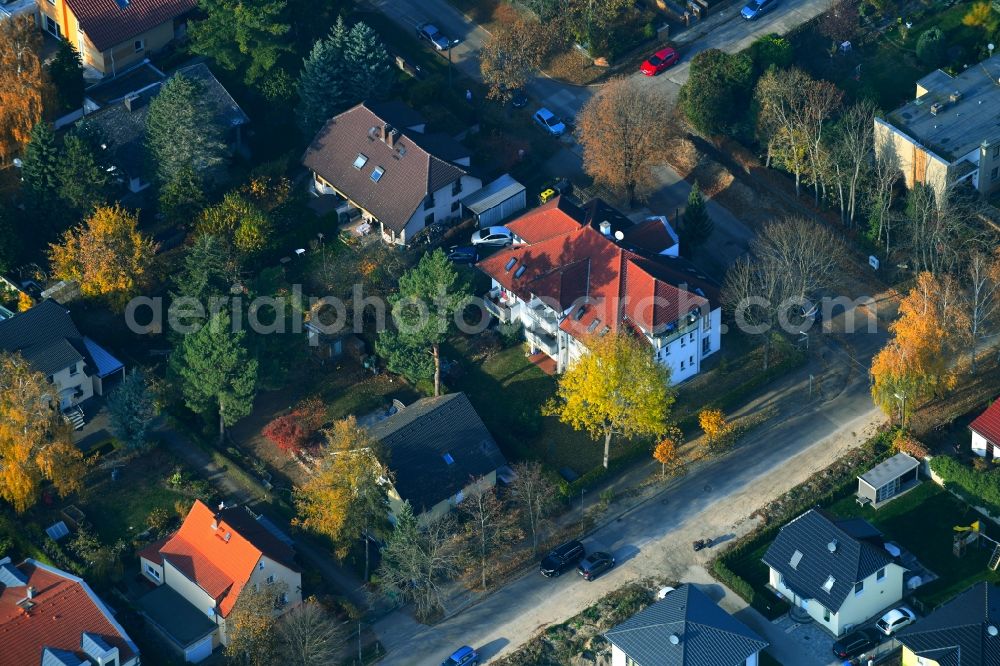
[587,319,601,333]
[514,265,526,278]
[371,166,385,182]
[505,258,517,272]
[574,306,587,321]
[353,153,368,169]
[790,550,803,570]
[823,576,835,592]
[442,452,455,465]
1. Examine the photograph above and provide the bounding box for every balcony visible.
[485,291,518,324]
[525,327,558,357]
[525,300,560,336]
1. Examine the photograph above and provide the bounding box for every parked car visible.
[471,226,513,247]
[875,607,916,635]
[640,47,680,75]
[832,628,882,660]
[417,23,452,50]
[510,88,529,108]
[441,645,478,666]
[540,540,585,577]
[533,107,566,136]
[446,245,478,264]
[577,551,615,581]
[741,0,777,19]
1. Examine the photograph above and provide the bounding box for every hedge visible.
[930,455,1000,516]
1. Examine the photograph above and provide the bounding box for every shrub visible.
[498,320,524,346]
[262,414,308,453]
[749,34,793,73]
[931,454,1000,515]
[916,27,947,67]
[145,507,172,533]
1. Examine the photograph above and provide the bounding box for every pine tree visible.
[172,233,233,303]
[57,132,108,216]
[297,32,345,136]
[106,369,159,450]
[344,21,393,104]
[159,166,207,228]
[21,121,59,209]
[680,181,714,253]
[48,40,85,113]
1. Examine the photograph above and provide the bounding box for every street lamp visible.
[893,392,906,428]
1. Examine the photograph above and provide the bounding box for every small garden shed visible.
[461,174,526,228]
[857,452,920,509]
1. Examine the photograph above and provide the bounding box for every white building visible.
[970,399,1000,458]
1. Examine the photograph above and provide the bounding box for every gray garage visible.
[462,174,526,228]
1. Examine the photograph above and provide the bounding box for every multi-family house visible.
[875,54,1000,203]
[970,398,1000,459]
[37,0,196,78]
[762,508,906,636]
[0,556,140,665]
[477,196,719,382]
[137,501,302,662]
[302,100,482,245]
[896,581,1000,666]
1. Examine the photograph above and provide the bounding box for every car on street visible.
[471,226,513,247]
[832,628,882,660]
[417,23,452,50]
[533,107,566,136]
[510,88,529,108]
[441,645,478,666]
[446,245,478,264]
[577,551,615,581]
[640,47,680,75]
[740,0,777,19]
[540,540,585,577]
[875,607,916,635]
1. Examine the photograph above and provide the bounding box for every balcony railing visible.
[525,328,558,356]
[485,294,516,324]
[525,301,560,336]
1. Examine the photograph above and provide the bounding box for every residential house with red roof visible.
[303,101,482,245]
[971,399,1000,459]
[478,196,719,382]
[136,500,301,662]
[0,556,140,665]
[37,0,196,78]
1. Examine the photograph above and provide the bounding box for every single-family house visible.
[367,392,508,525]
[302,100,482,245]
[971,399,1000,459]
[37,0,196,78]
[0,298,124,411]
[896,581,1000,666]
[84,61,248,193]
[477,195,718,381]
[137,501,302,662]
[762,508,906,636]
[0,556,140,665]
[604,584,769,666]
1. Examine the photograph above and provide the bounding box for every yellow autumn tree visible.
[962,2,997,28]
[871,272,968,421]
[49,204,158,311]
[0,352,85,513]
[0,15,51,163]
[545,333,674,469]
[698,408,730,442]
[17,291,33,312]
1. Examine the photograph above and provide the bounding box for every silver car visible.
[471,226,513,246]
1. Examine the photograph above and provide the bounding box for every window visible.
[680,336,686,347]
[514,265,526,278]
[789,550,803,569]
[259,561,265,571]
[442,452,455,465]
[451,201,460,213]
[134,39,144,53]
[424,193,435,210]
[994,145,1000,158]
[43,15,60,38]
[424,213,434,226]
[992,166,999,182]
[702,337,710,355]
[370,166,385,182]
[689,332,695,342]
[266,575,275,584]
[680,360,685,370]
[69,363,79,376]
[144,563,160,580]
[504,258,517,271]
[703,316,711,331]
[822,606,831,622]
[452,180,463,196]
[854,581,864,596]
[876,567,885,581]
[353,153,368,169]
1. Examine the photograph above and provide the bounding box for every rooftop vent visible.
[950,90,962,103]
[930,102,944,115]
[218,501,225,511]
[668,634,680,645]
[989,625,999,636]
[599,221,612,236]
[828,540,838,553]
[224,532,231,542]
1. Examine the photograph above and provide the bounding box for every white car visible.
[416,23,451,51]
[533,108,566,136]
[875,606,916,635]
[471,226,513,247]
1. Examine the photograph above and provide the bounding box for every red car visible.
[641,47,680,76]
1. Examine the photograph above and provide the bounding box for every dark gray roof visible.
[896,582,1000,666]
[216,505,298,572]
[462,174,525,214]
[84,62,247,179]
[604,584,768,666]
[761,509,895,609]
[0,299,85,376]
[859,452,920,490]
[368,393,506,513]
[136,585,216,649]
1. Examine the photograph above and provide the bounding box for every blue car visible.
[741,0,777,19]
[442,645,479,666]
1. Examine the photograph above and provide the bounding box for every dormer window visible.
[424,193,435,209]
[353,154,368,169]
[822,576,835,592]
[371,166,385,182]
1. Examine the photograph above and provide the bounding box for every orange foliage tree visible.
[653,426,684,479]
[698,408,730,443]
[871,272,968,421]
[0,16,51,163]
[49,204,159,311]
[0,352,85,513]
[480,11,546,103]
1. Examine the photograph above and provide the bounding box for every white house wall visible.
[971,430,1000,457]
[394,175,482,245]
[834,564,905,634]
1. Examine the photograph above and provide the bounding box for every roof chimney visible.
[599,220,612,236]
[27,586,35,599]
[387,128,398,148]
[211,519,218,530]
[828,540,838,553]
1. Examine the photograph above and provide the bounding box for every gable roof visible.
[762,509,896,610]
[971,399,1000,446]
[0,559,138,665]
[896,582,1000,666]
[604,584,768,666]
[367,393,507,513]
[0,299,86,376]
[65,0,196,52]
[623,216,680,254]
[156,500,297,617]
[302,102,470,233]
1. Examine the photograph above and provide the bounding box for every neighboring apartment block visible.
[303,100,482,245]
[38,0,196,77]
[477,196,719,381]
[876,55,1000,202]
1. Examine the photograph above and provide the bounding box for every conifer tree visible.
[344,21,393,103]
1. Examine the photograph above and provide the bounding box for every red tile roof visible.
[136,535,168,566]
[622,217,679,255]
[505,197,586,243]
[0,560,138,665]
[65,0,197,52]
[971,400,1000,445]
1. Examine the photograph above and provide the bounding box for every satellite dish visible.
[614,230,625,241]
[668,634,680,645]
[990,43,996,51]
[827,540,838,553]
[989,625,999,636]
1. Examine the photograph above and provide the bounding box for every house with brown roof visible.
[38,0,196,78]
[302,100,482,245]
[137,501,302,662]
[0,556,140,665]
[478,196,719,382]
[971,399,1000,459]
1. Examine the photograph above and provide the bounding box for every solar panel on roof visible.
[443,452,455,464]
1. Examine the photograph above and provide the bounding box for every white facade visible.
[972,430,1000,458]
[49,360,95,409]
[386,173,482,245]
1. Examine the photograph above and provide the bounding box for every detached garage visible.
[462,174,526,228]
[137,585,217,663]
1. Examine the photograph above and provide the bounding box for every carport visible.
[857,453,920,509]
